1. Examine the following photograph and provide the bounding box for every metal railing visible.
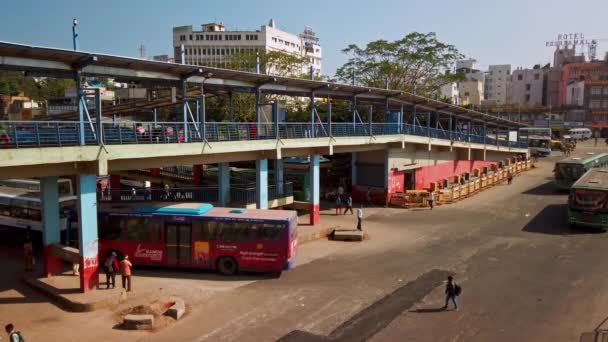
[0,120,528,149]
[97,182,293,206]
[230,182,294,205]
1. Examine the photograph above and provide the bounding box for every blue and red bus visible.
[98,203,298,275]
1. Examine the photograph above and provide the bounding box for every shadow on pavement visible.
[522,180,563,196]
[409,307,447,314]
[134,266,281,282]
[522,204,605,235]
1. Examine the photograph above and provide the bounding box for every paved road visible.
[2,143,607,342]
[142,144,608,342]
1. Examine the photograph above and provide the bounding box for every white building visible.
[484,64,511,105]
[455,59,485,105]
[509,66,545,105]
[440,82,459,105]
[566,80,585,107]
[172,19,322,76]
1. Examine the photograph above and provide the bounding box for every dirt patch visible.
[114,298,178,331]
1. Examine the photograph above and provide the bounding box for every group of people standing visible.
[103,252,133,292]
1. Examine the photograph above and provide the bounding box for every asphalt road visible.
[142,143,608,342]
[2,143,607,342]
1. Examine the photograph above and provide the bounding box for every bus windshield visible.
[556,164,586,180]
[570,189,608,211]
[529,139,549,149]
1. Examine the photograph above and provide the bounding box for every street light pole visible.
[72,18,79,51]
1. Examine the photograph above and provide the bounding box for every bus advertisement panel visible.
[98,203,298,275]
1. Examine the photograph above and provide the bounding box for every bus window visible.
[218,222,251,242]
[99,216,123,240]
[123,217,158,242]
[193,221,216,241]
[0,203,10,216]
[58,181,72,196]
[28,209,41,221]
[256,224,283,240]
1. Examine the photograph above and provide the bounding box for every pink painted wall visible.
[414,160,496,190]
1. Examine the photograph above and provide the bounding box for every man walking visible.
[104,252,118,289]
[335,195,343,215]
[507,170,513,185]
[5,324,24,342]
[356,206,363,231]
[443,276,460,311]
[344,194,354,215]
[120,255,133,292]
[428,191,435,210]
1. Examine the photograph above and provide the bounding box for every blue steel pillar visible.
[75,72,85,145]
[275,159,284,196]
[309,154,320,225]
[449,115,453,141]
[181,79,189,142]
[41,177,61,277]
[310,92,315,138]
[327,97,332,136]
[256,159,268,209]
[77,174,99,293]
[483,122,487,145]
[351,152,357,187]
[399,104,404,134]
[218,163,230,206]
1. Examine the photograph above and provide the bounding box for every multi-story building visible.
[509,66,546,105]
[456,59,484,105]
[565,80,608,135]
[484,64,511,105]
[558,60,608,106]
[172,19,322,76]
[459,80,484,106]
[439,82,459,105]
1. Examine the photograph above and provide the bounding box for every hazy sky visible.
[2,0,607,75]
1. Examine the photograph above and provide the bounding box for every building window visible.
[525,94,531,102]
[534,74,540,80]
[189,34,193,40]
[590,100,602,108]
[180,35,186,41]
[518,74,523,81]
[526,84,531,91]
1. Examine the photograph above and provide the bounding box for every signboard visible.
[564,121,584,127]
[508,131,518,142]
[545,33,593,48]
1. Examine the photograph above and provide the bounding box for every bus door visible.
[165,223,192,265]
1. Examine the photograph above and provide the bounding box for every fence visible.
[0,120,527,149]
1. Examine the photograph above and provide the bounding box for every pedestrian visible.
[344,194,354,215]
[5,323,24,342]
[120,255,133,292]
[104,252,118,289]
[131,187,137,200]
[163,183,171,200]
[357,206,363,231]
[428,191,435,210]
[507,170,513,185]
[366,188,372,206]
[23,231,33,272]
[443,275,461,311]
[335,195,343,215]
[144,181,152,201]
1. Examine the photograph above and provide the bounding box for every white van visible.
[568,128,592,140]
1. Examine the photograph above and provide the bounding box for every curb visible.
[298,227,335,245]
[22,276,126,312]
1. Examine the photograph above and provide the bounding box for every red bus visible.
[98,203,298,275]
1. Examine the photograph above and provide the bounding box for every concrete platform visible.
[331,229,368,242]
[23,272,127,312]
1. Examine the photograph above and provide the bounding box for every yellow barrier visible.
[389,192,407,208]
[473,178,481,192]
[404,190,429,208]
[480,175,488,188]
[438,189,453,203]
[460,183,470,198]
[452,185,461,201]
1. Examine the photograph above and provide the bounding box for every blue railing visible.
[98,182,293,205]
[0,120,528,149]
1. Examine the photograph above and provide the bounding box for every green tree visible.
[226,50,309,77]
[335,32,465,96]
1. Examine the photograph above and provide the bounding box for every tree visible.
[226,50,309,77]
[335,32,465,96]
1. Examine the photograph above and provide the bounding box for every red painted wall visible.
[414,160,495,190]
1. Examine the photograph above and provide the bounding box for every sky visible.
[2,0,607,76]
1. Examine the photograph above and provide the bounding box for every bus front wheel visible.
[217,256,238,276]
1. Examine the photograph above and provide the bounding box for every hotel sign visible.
[546,33,593,47]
